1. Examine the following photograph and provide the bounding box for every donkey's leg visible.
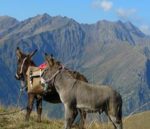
[64,104,78,129]
[36,95,42,122]
[106,105,123,129]
[107,114,122,129]
[79,109,86,129]
[25,93,35,121]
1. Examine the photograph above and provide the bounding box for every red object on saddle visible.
[38,62,47,70]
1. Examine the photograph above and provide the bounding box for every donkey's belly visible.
[43,91,61,103]
[77,105,100,112]
[76,95,107,112]
[77,102,105,113]
[76,84,109,112]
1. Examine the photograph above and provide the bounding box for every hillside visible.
[0,14,150,117]
[0,106,150,129]
[0,106,63,129]
[0,16,18,33]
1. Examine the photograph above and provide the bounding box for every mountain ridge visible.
[0,14,150,117]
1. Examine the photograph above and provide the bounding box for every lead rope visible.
[0,81,26,116]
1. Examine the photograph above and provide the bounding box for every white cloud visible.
[140,25,150,35]
[101,0,113,11]
[92,0,113,11]
[116,8,137,20]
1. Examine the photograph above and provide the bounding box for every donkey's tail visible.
[117,102,122,122]
[116,99,123,129]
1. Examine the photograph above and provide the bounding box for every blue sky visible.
[0,0,150,35]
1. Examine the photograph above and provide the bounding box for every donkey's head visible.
[44,53,62,77]
[44,53,55,67]
[15,47,37,80]
[44,53,62,69]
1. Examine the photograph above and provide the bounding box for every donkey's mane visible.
[47,56,88,82]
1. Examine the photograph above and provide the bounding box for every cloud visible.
[101,0,113,11]
[92,0,113,11]
[139,25,150,35]
[91,0,150,36]
[116,8,137,20]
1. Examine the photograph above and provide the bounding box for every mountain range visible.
[0,13,150,117]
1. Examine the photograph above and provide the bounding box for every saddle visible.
[26,63,48,93]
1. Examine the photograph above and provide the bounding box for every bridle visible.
[20,57,28,75]
[44,64,79,93]
[45,65,65,86]
[16,57,28,82]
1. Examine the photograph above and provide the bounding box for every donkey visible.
[44,53,123,129]
[15,47,87,128]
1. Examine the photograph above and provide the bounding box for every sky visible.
[0,0,150,35]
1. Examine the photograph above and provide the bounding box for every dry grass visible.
[123,111,150,129]
[0,106,62,129]
[0,106,150,129]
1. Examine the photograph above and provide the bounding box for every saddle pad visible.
[26,66,44,93]
[38,63,47,70]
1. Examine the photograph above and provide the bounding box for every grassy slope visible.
[123,111,150,129]
[0,106,150,129]
[0,106,62,129]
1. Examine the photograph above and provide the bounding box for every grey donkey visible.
[44,53,123,129]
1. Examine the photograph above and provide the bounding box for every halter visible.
[45,65,65,84]
[20,57,27,74]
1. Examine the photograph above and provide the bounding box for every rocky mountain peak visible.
[93,20,146,45]
[0,14,150,116]
[0,15,19,32]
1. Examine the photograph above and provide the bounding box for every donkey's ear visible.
[44,53,48,60]
[29,49,37,58]
[45,53,48,56]
[45,53,54,59]
[16,47,22,59]
[45,53,54,67]
[50,54,53,58]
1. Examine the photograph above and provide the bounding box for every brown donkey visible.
[15,47,87,128]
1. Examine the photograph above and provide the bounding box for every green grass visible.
[0,106,150,129]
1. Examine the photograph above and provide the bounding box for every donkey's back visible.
[74,81,122,129]
[76,83,121,110]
